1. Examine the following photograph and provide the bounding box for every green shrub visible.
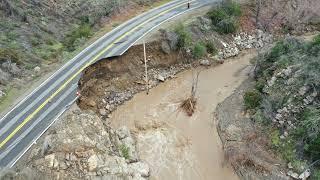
[0,48,21,64]
[216,16,238,34]
[207,2,241,34]
[243,90,262,109]
[64,23,92,51]
[174,23,191,49]
[253,109,269,125]
[302,106,320,139]
[305,136,320,159]
[222,1,242,17]
[255,78,266,92]
[205,41,217,54]
[120,144,130,160]
[281,24,294,34]
[193,42,207,58]
[267,41,287,61]
[312,34,320,46]
[270,130,280,147]
[207,8,228,25]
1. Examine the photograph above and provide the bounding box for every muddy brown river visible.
[110,50,257,180]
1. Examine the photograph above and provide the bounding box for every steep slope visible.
[0,0,161,100]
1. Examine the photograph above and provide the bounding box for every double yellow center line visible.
[0,1,194,149]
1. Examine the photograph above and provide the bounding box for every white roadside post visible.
[143,40,149,95]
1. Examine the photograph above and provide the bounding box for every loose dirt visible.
[107,50,257,180]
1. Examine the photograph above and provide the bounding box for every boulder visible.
[87,99,96,107]
[121,136,138,162]
[99,108,107,116]
[0,90,5,98]
[44,154,59,169]
[197,17,212,32]
[199,59,210,66]
[2,61,21,76]
[287,170,299,179]
[161,41,171,54]
[87,154,99,172]
[159,29,178,51]
[116,126,130,140]
[129,162,150,177]
[0,68,10,84]
[299,86,308,96]
[157,74,165,82]
[299,169,311,180]
[34,66,41,73]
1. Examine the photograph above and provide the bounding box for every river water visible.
[110,51,257,180]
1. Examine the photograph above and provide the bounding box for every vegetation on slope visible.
[207,2,241,34]
[246,35,320,179]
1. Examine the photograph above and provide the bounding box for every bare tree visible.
[180,69,201,116]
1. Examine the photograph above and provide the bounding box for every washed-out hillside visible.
[0,0,160,92]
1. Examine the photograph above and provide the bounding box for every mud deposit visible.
[78,40,257,179]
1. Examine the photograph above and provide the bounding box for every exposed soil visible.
[78,41,193,113]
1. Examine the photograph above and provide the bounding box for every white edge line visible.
[119,2,211,56]
[8,97,79,168]
[7,0,212,169]
[0,0,189,123]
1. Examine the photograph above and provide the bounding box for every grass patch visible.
[192,42,207,58]
[205,40,217,55]
[120,144,130,160]
[63,23,93,52]
[174,23,191,49]
[0,88,20,113]
[0,48,21,64]
[216,16,238,34]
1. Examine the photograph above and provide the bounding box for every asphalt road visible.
[0,0,216,169]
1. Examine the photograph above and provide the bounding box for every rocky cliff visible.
[2,109,150,180]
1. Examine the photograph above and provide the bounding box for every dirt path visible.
[109,50,257,180]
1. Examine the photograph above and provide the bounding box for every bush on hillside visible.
[192,42,207,58]
[222,1,242,17]
[207,1,241,34]
[216,16,238,34]
[207,8,228,25]
[64,24,92,51]
[312,34,320,45]
[244,90,262,110]
[174,23,191,49]
[251,35,320,174]
[0,48,21,64]
[205,41,217,54]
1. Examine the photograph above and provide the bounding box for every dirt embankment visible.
[78,41,192,114]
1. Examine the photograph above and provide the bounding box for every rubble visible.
[219,29,273,59]
[28,111,149,179]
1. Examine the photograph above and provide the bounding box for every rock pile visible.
[30,111,150,179]
[218,29,273,59]
[263,65,319,138]
[0,61,21,85]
